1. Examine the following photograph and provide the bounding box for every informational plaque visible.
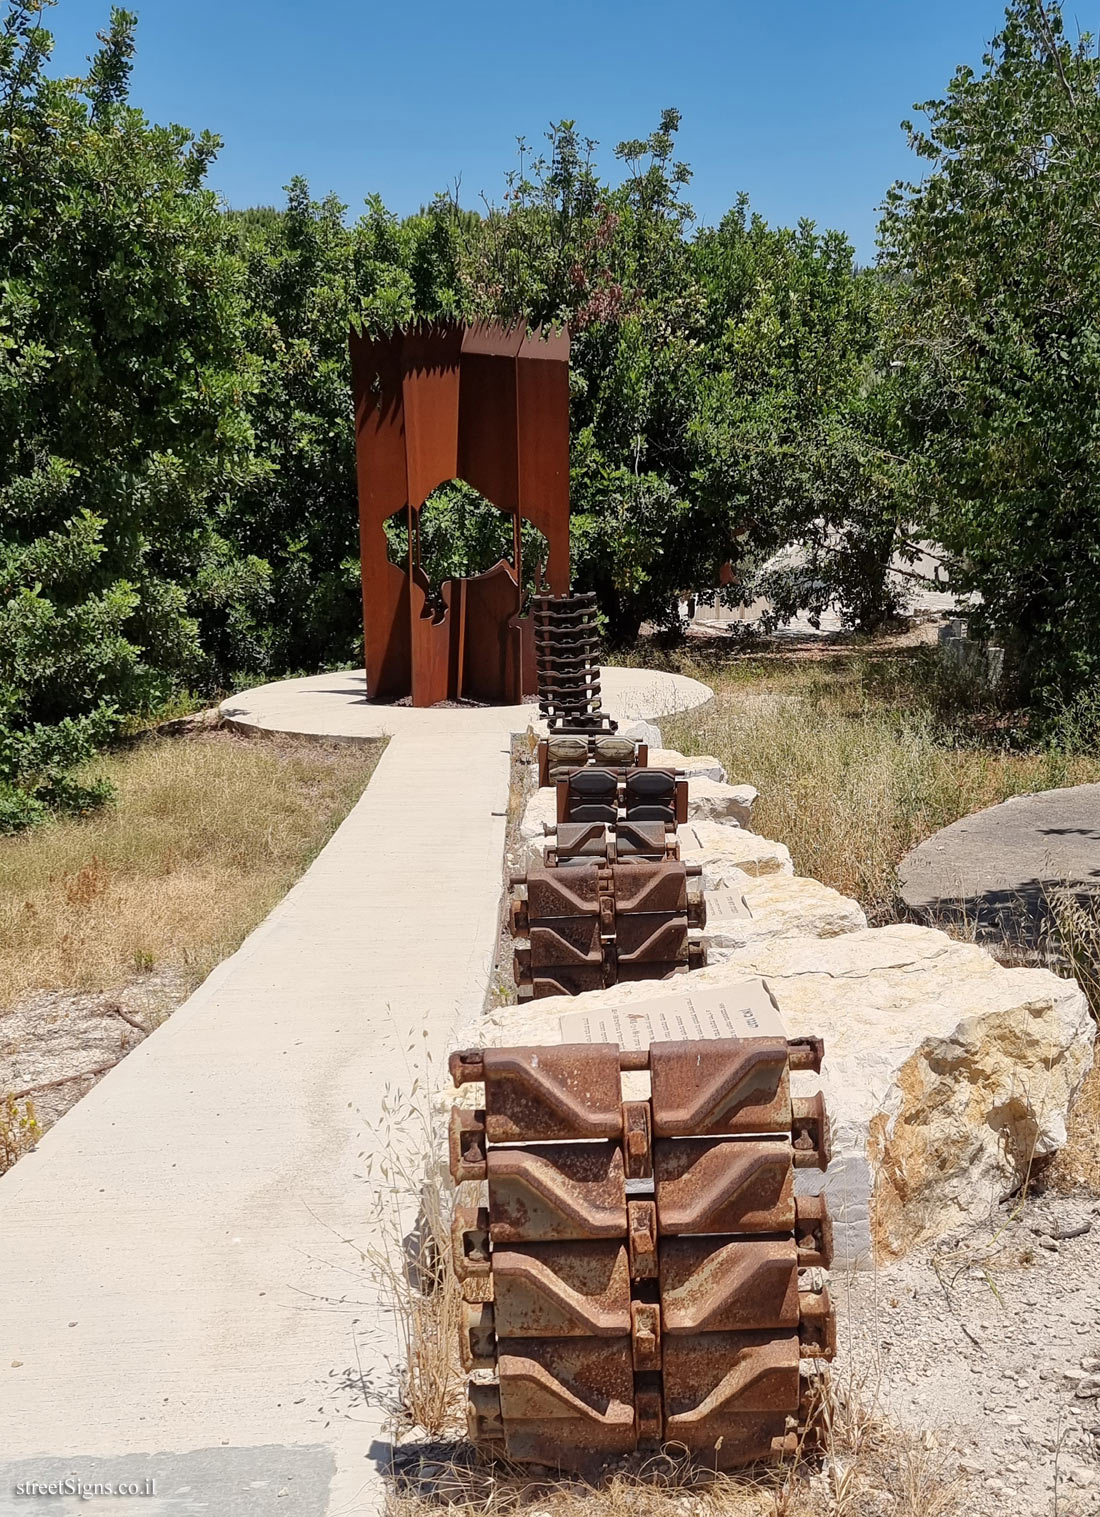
[706,888,751,920]
[558,977,785,1048]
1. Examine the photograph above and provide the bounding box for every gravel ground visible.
[0,968,188,1133]
[837,1188,1100,1516]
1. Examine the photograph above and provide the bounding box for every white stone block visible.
[704,872,867,959]
[648,748,728,784]
[678,819,794,880]
[687,776,757,827]
[473,924,1094,1268]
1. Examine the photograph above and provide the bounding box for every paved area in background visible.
[899,783,1100,949]
[0,669,712,1517]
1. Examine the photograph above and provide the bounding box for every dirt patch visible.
[1050,1047,1100,1195]
[0,968,188,1133]
[840,1189,1100,1516]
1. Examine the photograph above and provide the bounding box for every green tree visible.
[881,0,1100,714]
[0,0,259,826]
[459,113,712,642]
[224,186,466,673]
[691,205,909,634]
[461,117,902,641]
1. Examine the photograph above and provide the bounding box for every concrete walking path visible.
[0,669,712,1517]
[219,665,714,744]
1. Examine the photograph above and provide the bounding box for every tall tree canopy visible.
[881,0,1100,719]
[0,1,258,827]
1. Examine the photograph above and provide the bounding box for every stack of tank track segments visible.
[533,590,616,736]
[511,761,704,999]
[447,1037,836,1474]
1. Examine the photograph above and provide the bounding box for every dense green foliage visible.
[2,0,1098,829]
[0,1,258,828]
[881,0,1100,721]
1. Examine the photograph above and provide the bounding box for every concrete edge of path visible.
[218,666,714,744]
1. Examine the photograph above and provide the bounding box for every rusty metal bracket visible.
[631,1300,662,1370]
[452,1205,491,1280]
[627,1199,659,1279]
[448,1106,487,1183]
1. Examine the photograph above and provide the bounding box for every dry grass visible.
[385,1440,963,1517]
[1045,889,1100,1192]
[0,728,383,1008]
[362,1075,471,1436]
[647,652,1100,918]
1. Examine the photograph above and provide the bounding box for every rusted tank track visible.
[537,734,649,788]
[510,857,707,998]
[448,1039,835,1473]
[534,592,616,735]
[515,759,700,998]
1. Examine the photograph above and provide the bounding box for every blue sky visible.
[43,0,1097,262]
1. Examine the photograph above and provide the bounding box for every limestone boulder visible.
[704,872,866,959]
[648,748,728,784]
[684,776,757,827]
[678,819,794,881]
[617,719,663,749]
[474,923,1094,1266]
[518,786,557,842]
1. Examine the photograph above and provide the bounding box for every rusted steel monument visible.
[349,322,571,706]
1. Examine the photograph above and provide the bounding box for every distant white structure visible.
[686,542,970,637]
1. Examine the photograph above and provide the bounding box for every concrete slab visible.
[0,669,713,1517]
[899,783,1100,951]
[218,665,713,743]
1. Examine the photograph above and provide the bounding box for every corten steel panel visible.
[400,324,462,508]
[487,1142,627,1242]
[517,327,571,594]
[653,1137,796,1235]
[349,322,570,704]
[497,1338,636,1464]
[458,559,523,704]
[649,1037,792,1136]
[520,611,537,694]
[662,1331,801,1450]
[408,562,452,708]
[659,1238,800,1335]
[458,324,522,515]
[349,331,412,700]
[491,1241,631,1337]
[481,1045,623,1143]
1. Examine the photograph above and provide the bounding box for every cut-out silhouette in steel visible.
[349,322,571,706]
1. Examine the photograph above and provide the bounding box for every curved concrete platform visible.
[899,783,1100,949]
[219,665,713,742]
